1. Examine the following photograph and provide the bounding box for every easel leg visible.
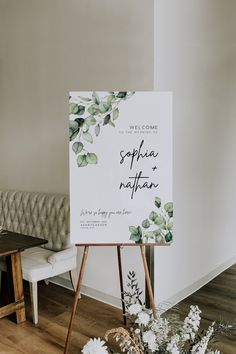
[64,246,89,354]
[117,246,126,326]
[145,245,154,308]
[140,245,157,319]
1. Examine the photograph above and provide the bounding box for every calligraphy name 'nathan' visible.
[119,140,159,199]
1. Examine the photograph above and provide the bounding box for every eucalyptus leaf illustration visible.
[85,116,97,126]
[69,91,135,168]
[113,108,119,120]
[82,123,89,133]
[166,222,173,230]
[164,202,173,217]
[86,153,97,165]
[69,120,79,131]
[130,234,142,243]
[72,142,83,154]
[69,103,85,115]
[108,120,115,128]
[78,96,92,102]
[155,197,161,208]
[99,101,110,113]
[69,103,78,114]
[75,118,85,127]
[149,211,158,222]
[69,120,79,141]
[107,94,115,104]
[129,196,173,244]
[129,226,139,235]
[153,229,161,237]
[92,91,100,105]
[154,215,166,226]
[142,219,150,229]
[103,114,111,125]
[95,124,100,136]
[117,92,127,98]
[70,130,79,141]
[82,131,93,143]
[88,104,100,116]
[129,226,142,243]
[77,154,88,167]
[165,231,173,242]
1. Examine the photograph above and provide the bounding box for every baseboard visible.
[49,275,73,291]
[49,276,122,309]
[80,284,122,309]
[50,255,236,311]
[160,255,236,312]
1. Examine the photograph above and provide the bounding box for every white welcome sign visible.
[69,92,172,244]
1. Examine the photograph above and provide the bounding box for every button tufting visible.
[0,190,70,251]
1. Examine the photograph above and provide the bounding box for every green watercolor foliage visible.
[129,197,173,244]
[69,91,135,168]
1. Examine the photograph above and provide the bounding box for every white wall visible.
[154,0,236,305]
[0,0,153,194]
[0,0,153,303]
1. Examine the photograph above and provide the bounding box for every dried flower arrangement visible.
[82,272,235,354]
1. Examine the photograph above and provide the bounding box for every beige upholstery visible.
[0,189,77,324]
[0,190,70,251]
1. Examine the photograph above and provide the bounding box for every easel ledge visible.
[75,242,170,246]
[64,242,170,354]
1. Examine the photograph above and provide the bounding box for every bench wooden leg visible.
[29,282,38,324]
[1,252,26,323]
[10,252,26,323]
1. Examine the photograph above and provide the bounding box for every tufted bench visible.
[0,190,77,324]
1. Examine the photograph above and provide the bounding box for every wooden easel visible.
[64,243,168,354]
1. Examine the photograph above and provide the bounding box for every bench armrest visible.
[47,245,77,265]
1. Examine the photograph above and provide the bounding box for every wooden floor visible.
[0,263,235,353]
[169,263,236,354]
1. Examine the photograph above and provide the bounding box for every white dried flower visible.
[151,317,169,344]
[143,330,158,353]
[148,340,159,352]
[127,303,142,316]
[135,311,150,326]
[191,323,215,354]
[82,338,109,354]
[143,330,156,344]
[182,305,201,341]
[166,334,180,354]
